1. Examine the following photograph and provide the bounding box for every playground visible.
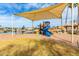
[0,3,79,56]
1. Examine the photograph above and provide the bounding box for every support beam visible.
[71,3,74,44]
[78,5,79,25]
[78,5,79,30]
[32,21,34,30]
[61,15,63,33]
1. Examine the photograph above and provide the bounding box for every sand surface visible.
[0,33,79,47]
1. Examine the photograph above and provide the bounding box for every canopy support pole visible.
[61,14,63,33]
[32,20,34,31]
[77,6,79,29]
[71,3,74,44]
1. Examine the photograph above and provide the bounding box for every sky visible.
[0,3,78,28]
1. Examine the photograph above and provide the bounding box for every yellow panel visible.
[49,3,67,18]
[15,3,67,21]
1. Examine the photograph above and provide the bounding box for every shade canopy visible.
[15,3,68,21]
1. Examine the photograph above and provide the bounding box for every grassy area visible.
[0,38,79,56]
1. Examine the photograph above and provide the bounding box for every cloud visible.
[0,3,77,27]
[0,3,55,15]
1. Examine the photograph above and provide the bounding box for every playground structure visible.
[14,3,79,47]
[0,3,74,34]
[0,3,79,56]
[0,3,79,47]
[15,3,71,34]
[0,3,79,34]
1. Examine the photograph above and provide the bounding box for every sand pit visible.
[0,33,79,56]
[0,38,79,56]
[0,33,79,47]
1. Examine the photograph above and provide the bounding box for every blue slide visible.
[42,25,53,37]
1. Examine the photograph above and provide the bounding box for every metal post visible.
[61,14,63,33]
[77,6,79,31]
[78,5,79,25]
[32,21,34,30]
[71,3,74,44]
